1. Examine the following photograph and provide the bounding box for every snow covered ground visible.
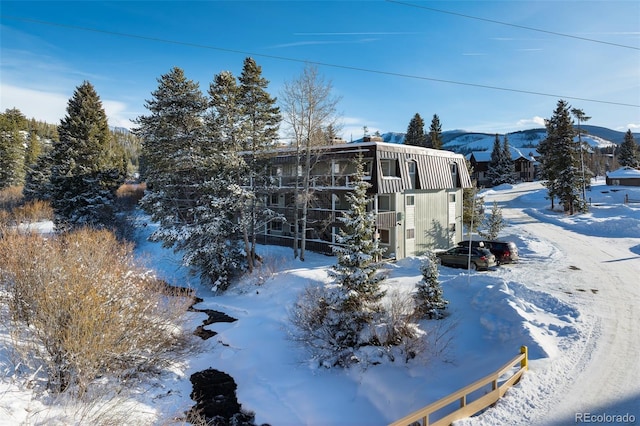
[1,179,639,425]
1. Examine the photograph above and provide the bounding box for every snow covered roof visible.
[606,166,640,179]
[467,147,539,163]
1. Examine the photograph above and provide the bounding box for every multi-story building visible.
[256,141,473,260]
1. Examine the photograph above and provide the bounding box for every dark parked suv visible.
[458,239,519,265]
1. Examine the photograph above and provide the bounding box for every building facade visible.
[255,142,473,260]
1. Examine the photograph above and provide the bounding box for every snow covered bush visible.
[414,251,449,319]
[0,228,195,397]
[376,290,424,363]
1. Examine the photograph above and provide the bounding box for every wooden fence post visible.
[520,345,528,371]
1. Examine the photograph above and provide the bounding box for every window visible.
[333,162,341,174]
[269,221,283,233]
[450,162,458,186]
[381,159,391,176]
[271,193,280,206]
[406,195,415,206]
[408,161,417,188]
[381,159,399,177]
[406,228,415,239]
[448,193,456,203]
[378,229,390,244]
[378,195,391,211]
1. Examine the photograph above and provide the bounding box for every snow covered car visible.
[435,246,497,271]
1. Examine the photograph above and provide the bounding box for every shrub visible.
[376,290,424,362]
[0,227,194,397]
[290,285,424,367]
[0,186,23,211]
[115,182,146,211]
[11,199,53,223]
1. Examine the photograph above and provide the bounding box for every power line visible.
[386,0,640,51]
[1,15,638,108]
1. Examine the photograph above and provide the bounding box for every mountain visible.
[358,126,638,156]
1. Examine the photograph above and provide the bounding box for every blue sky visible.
[1,1,639,140]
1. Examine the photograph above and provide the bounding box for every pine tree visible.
[462,160,484,233]
[414,251,448,319]
[404,113,428,147]
[500,135,515,181]
[49,82,125,230]
[0,108,28,189]
[23,150,54,202]
[328,156,386,357]
[540,100,584,214]
[237,57,282,271]
[136,67,240,286]
[485,134,503,187]
[205,69,252,289]
[428,114,443,149]
[618,129,639,168]
[486,134,515,186]
[479,201,506,240]
[23,129,42,171]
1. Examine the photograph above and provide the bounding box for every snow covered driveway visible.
[476,182,640,425]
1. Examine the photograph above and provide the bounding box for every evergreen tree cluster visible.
[135,58,281,290]
[0,109,60,191]
[618,129,640,168]
[538,100,591,214]
[0,108,28,189]
[50,82,127,231]
[404,113,443,149]
[1,89,139,230]
[485,134,516,187]
[404,113,428,148]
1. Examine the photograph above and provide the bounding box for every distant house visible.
[254,142,473,260]
[606,167,640,186]
[467,151,492,186]
[467,147,539,186]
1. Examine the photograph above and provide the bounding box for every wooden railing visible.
[389,346,528,426]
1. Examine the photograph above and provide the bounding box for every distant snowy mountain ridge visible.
[358,125,637,155]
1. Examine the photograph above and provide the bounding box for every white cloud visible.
[516,116,546,128]
[624,123,640,131]
[103,100,135,129]
[0,84,68,124]
[1,84,134,129]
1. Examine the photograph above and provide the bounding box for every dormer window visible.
[381,159,400,177]
[450,162,458,187]
[408,160,418,188]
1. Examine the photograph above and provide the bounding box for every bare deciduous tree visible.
[280,64,341,260]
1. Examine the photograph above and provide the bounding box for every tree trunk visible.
[300,142,313,261]
[293,151,301,259]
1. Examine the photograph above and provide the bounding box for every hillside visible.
[362,126,638,155]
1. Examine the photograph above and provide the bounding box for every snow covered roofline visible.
[606,167,640,179]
